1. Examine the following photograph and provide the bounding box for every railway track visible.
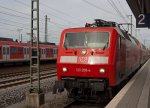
[0,66,56,79]
[0,66,57,89]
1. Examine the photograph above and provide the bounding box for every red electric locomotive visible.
[53,19,144,101]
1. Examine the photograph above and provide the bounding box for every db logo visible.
[78,57,88,63]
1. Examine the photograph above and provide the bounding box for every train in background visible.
[53,19,149,102]
[0,37,58,63]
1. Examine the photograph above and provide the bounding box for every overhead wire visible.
[107,0,128,23]
[12,0,80,26]
[0,15,60,43]
[0,18,30,26]
[0,8,64,32]
[39,2,85,24]
[117,0,128,17]
[81,0,119,16]
[0,21,48,36]
[0,5,30,16]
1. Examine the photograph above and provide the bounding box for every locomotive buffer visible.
[25,0,44,107]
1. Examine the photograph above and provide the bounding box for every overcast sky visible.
[0,0,150,47]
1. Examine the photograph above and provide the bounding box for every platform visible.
[106,59,150,108]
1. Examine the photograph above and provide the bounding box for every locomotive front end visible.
[53,28,116,100]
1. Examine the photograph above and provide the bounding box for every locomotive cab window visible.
[64,32,109,49]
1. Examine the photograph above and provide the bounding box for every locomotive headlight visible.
[62,67,68,72]
[99,68,106,74]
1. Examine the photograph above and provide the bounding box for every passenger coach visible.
[0,40,57,63]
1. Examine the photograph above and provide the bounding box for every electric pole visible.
[45,15,50,43]
[21,34,22,42]
[25,0,44,107]
[128,15,132,36]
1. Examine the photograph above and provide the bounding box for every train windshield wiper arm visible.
[102,42,108,50]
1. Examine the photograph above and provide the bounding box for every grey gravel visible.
[0,77,57,108]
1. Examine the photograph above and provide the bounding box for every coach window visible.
[44,49,46,54]
[3,47,5,55]
[43,49,45,54]
[7,47,9,55]
[26,48,27,54]
[43,49,44,54]
[27,48,29,54]
[24,48,26,54]
[41,49,42,54]
[11,48,16,54]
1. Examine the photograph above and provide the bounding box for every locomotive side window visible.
[64,32,109,49]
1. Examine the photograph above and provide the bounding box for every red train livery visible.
[0,40,57,63]
[53,19,149,101]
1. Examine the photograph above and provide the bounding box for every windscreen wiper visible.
[103,42,108,50]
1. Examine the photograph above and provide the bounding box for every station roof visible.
[126,0,150,17]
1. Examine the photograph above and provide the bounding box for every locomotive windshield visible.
[64,32,109,49]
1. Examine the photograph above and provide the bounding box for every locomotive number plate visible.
[76,68,91,72]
